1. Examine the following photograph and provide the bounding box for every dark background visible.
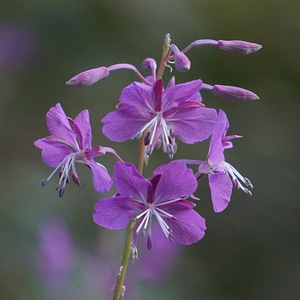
[0,1,299,299]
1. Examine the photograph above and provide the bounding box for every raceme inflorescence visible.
[35,34,261,300]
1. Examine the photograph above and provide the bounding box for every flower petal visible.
[153,161,197,204]
[73,109,92,149]
[102,108,149,142]
[209,172,232,212]
[34,138,72,167]
[164,201,206,245]
[169,106,217,143]
[93,197,141,229]
[45,103,77,149]
[114,162,150,200]
[119,81,153,108]
[208,109,228,163]
[163,79,202,108]
[87,159,113,193]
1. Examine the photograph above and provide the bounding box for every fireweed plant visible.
[35,34,261,299]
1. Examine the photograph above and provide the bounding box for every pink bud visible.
[141,58,157,73]
[174,51,191,72]
[66,67,109,87]
[217,40,262,55]
[212,85,259,102]
[170,43,191,72]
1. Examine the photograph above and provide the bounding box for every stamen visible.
[221,161,253,195]
[132,131,143,140]
[153,210,171,239]
[58,187,65,198]
[132,116,158,140]
[155,207,176,220]
[135,209,150,235]
[167,144,175,158]
[40,179,47,187]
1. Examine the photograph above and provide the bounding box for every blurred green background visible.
[1,0,299,299]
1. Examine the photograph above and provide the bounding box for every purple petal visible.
[209,172,233,212]
[87,159,113,193]
[163,79,202,107]
[153,161,197,203]
[102,108,150,142]
[169,106,217,143]
[114,161,150,199]
[93,197,141,229]
[73,109,92,149]
[46,103,77,149]
[208,109,228,163]
[34,138,72,167]
[164,201,206,245]
[119,81,153,108]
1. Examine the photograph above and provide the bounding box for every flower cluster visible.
[35,34,261,299]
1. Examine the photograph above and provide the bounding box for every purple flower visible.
[102,78,217,158]
[197,110,253,212]
[34,103,115,196]
[93,161,206,249]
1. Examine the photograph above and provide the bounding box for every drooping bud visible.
[141,58,157,73]
[212,85,259,102]
[66,66,109,87]
[170,44,191,72]
[217,40,262,55]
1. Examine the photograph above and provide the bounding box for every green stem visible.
[112,219,135,300]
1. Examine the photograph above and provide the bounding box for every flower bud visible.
[212,85,259,102]
[217,40,262,55]
[141,58,157,73]
[170,43,191,72]
[66,67,109,87]
[174,51,191,72]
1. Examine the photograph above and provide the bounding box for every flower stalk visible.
[113,219,135,300]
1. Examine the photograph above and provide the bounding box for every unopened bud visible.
[174,51,191,72]
[66,67,109,87]
[170,43,191,72]
[141,58,157,73]
[217,40,262,55]
[212,85,259,102]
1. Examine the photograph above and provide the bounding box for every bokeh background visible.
[1,0,299,299]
